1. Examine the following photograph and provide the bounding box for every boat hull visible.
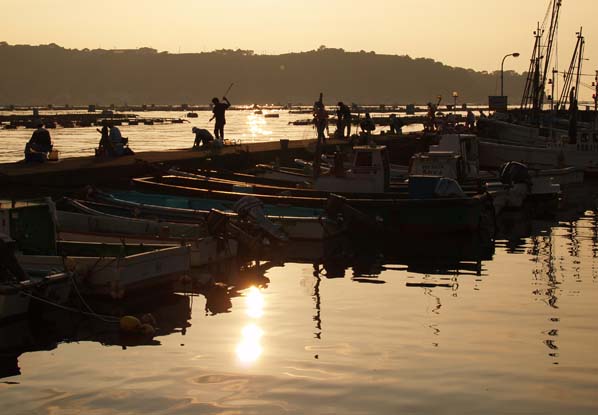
[17,245,190,299]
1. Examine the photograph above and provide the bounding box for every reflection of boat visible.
[0,292,192,380]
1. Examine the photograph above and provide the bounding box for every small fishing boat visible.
[1,235,72,321]
[3,204,191,299]
[74,192,342,241]
[55,208,238,267]
[187,112,199,118]
[409,134,568,215]
[0,271,72,322]
[128,175,489,235]
[264,113,279,118]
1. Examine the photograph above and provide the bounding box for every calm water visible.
[0,109,423,163]
[2,211,598,414]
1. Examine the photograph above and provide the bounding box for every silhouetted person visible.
[388,114,403,135]
[25,122,53,162]
[425,102,437,131]
[360,112,375,134]
[466,109,476,130]
[108,124,127,155]
[569,87,576,110]
[96,121,112,156]
[192,127,214,148]
[313,93,328,142]
[337,101,352,138]
[210,96,231,140]
[569,99,578,144]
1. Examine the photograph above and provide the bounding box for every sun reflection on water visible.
[236,286,265,365]
[246,114,273,138]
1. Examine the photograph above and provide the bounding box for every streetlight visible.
[501,52,520,97]
[452,91,458,110]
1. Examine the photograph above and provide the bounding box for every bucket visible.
[48,149,60,161]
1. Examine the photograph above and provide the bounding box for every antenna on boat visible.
[557,28,585,110]
[520,0,562,118]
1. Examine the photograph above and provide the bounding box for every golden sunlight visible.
[236,323,264,364]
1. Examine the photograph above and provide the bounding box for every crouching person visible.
[25,122,53,162]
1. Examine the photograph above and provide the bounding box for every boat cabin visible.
[409,134,480,182]
[314,145,390,193]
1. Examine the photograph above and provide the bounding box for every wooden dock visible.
[0,138,345,194]
[0,133,430,199]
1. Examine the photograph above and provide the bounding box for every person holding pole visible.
[209,96,231,140]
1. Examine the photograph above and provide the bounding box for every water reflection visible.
[236,286,265,365]
[245,286,265,318]
[236,323,264,364]
[0,293,192,380]
[246,114,273,138]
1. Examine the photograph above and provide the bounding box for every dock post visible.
[280,139,290,165]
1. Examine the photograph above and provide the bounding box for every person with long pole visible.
[209,83,235,141]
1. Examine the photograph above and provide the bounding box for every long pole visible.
[223,82,235,98]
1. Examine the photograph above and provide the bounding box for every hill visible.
[0,43,525,106]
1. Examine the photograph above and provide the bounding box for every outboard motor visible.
[0,234,28,282]
[499,161,530,186]
[233,197,289,242]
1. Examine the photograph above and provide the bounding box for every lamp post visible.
[452,91,458,110]
[501,52,520,97]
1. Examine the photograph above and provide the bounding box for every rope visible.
[7,280,120,323]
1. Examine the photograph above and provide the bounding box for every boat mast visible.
[557,28,585,110]
[520,0,562,115]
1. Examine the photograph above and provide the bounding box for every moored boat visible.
[3,204,191,299]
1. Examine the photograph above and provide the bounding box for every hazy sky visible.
[3,0,597,93]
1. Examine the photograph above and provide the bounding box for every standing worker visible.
[210,96,231,141]
[337,102,352,138]
[465,109,476,131]
[313,93,328,143]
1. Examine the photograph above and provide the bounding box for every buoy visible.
[119,315,141,332]
[140,323,156,337]
[141,313,157,327]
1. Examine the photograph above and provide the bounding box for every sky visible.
[2,0,597,98]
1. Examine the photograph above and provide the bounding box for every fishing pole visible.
[223,82,235,98]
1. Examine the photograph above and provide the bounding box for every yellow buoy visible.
[140,323,156,337]
[119,315,141,332]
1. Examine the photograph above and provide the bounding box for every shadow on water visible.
[0,292,192,380]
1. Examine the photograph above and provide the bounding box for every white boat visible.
[409,134,567,214]
[1,234,72,321]
[17,244,190,299]
[1,272,72,321]
[55,210,238,267]
[477,117,598,174]
[2,204,191,299]
[253,149,407,185]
